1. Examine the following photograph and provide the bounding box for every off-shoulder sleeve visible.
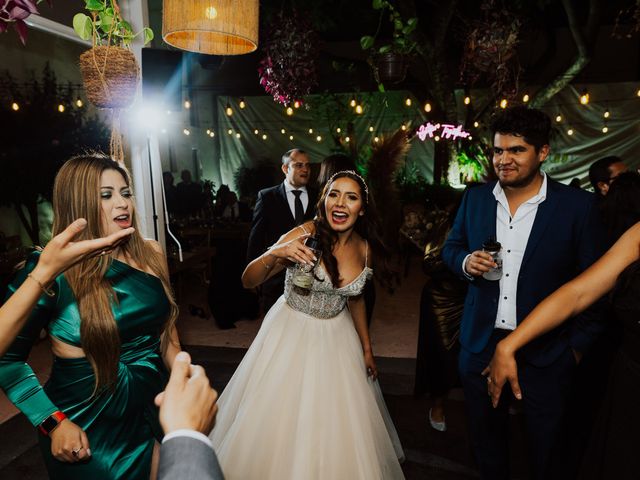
[0,251,60,426]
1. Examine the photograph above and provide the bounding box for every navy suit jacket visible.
[246,182,317,263]
[442,178,605,367]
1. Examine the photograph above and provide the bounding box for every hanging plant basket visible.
[373,53,408,85]
[79,46,140,109]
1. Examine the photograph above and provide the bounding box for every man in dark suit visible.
[247,148,317,311]
[156,351,224,480]
[442,106,604,480]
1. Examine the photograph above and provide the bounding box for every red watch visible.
[38,411,67,436]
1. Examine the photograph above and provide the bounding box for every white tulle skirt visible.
[209,296,405,480]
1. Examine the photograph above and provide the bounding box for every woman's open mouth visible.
[114,214,131,228]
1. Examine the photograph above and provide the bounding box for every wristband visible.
[38,411,67,436]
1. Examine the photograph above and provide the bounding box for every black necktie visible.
[292,190,304,225]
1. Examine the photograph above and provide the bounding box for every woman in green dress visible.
[0,154,180,479]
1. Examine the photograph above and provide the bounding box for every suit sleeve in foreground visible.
[158,436,225,480]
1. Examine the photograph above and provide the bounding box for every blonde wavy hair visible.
[52,153,178,394]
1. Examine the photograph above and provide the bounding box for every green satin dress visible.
[0,251,170,479]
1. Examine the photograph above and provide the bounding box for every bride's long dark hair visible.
[314,171,396,290]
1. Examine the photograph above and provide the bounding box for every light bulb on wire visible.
[11,102,19,111]
[579,89,590,105]
[239,98,246,109]
[499,98,508,109]
[355,104,363,114]
[75,98,83,108]
[522,93,530,103]
[603,109,610,119]
[424,102,432,113]
[184,100,191,109]
[225,103,233,116]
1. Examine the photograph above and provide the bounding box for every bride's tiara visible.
[326,170,369,202]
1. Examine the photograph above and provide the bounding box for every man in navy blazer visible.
[442,106,604,480]
[247,149,317,311]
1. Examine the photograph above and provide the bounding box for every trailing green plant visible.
[360,0,418,55]
[455,143,488,183]
[72,0,153,47]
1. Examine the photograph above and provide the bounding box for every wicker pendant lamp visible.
[162,0,259,55]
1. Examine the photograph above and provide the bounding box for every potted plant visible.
[258,10,319,106]
[0,0,51,45]
[360,0,418,91]
[73,0,153,109]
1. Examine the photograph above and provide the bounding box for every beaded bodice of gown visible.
[284,263,373,318]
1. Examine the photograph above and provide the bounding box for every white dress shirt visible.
[493,172,547,330]
[283,180,309,219]
[163,429,214,450]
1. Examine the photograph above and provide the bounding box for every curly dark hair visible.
[491,105,551,152]
[313,171,395,290]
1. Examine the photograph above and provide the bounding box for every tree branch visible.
[530,0,601,108]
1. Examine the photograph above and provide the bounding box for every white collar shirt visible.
[493,172,548,330]
[283,180,309,219]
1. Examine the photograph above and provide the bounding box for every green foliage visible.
[360,0,418,56]
[0,64,110,244]
[72,0,153,47]
[455,144,487,183]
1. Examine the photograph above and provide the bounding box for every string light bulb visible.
[579,89,590,105]
[289,135,294,140]
[239,98,246,109]
[567,129,574,136]
[281,128,286,134]
[424,102,432,112]
[401,124,407,131]
[286,107,294,116]
[293,100,301,109]
[316,135,322,142]
[555,114,562,123]
[602,125,609,133]
[227,129,233,135]
[206,129,211,134]
[603,109,610,119]
[57,104,65,113]
[75,98,83,108]
[308,128,314,134]
[235,132,241,138]
[355,104,363,114]
[11,102,19,111]
[183,128,190,136]
[499,98,508,109]
[369,126,374,132]
[434,135,441,142]
[473,121,479,128]
[336,127,341,133]
[209,131,215,137]
[225,103,233,116]
[637,88,640,97]
[345,136,350,143]
[254,129,259,135]
[522,93,530,103]
[373,136,380,143]
[463,96,471,105]
[262,134,268,140]
[349,97,357,108]
[404,97,412,107]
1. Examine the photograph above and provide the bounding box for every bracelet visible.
[260,254,274,270]
[27,273,56,297]
[38,410,67,436]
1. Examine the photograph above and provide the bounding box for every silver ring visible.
[72,447,82,457]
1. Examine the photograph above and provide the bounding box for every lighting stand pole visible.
[121,0,167,250]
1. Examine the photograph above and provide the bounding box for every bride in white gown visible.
[209,170,405,479]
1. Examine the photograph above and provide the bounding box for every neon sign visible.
[416,122,470,141]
